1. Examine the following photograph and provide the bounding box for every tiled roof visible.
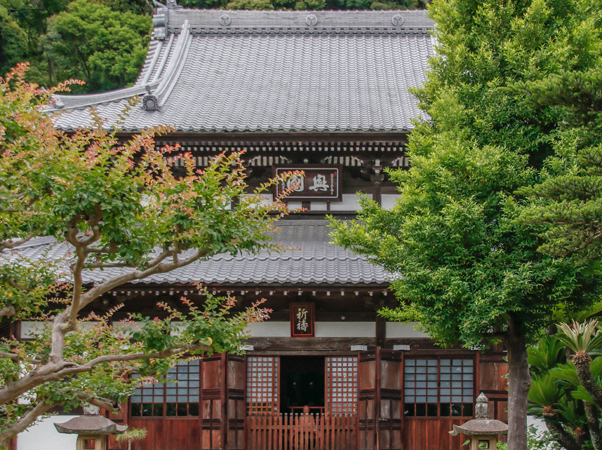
[5,221,390,286]
[50,10,434,133]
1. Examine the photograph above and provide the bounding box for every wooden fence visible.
[247,413,356,450]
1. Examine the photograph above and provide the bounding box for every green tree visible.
[328,1,602,448]
[222,0,424,12]
[1,0,73,86]
[513,7,602,263]
[0,64,296,442]
[43,0,152,92]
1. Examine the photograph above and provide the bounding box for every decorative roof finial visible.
[475,393,489,419]
[449,392,508,438]
[166,0,182,9]
[83,404,100,416]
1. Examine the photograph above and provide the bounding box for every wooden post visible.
[375,347,381,450]
[400,351,405,450]
[244,354,248,450]
[221,353,228,450]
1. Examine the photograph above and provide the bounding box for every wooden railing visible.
[247,413,356,450]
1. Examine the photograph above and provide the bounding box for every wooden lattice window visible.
[130,360,200,417]
[326,356,358,414]
[246,356,279,415]
[404,358,474,418]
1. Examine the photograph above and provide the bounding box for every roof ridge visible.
[185,26,431,36]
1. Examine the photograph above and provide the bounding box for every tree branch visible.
[1,235,35,250]
[544,419,581,450]
[0,306,16,317]
[0,352,18,360]
[76,393,121,413]
[88,262,137,269]
[0,401,53,443]
[78,247,210,311]
[0,343,208,405]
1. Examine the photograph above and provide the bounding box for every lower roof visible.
[8,221,390,286]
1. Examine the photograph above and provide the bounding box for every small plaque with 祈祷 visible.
[273,165,342,202]
[290,303,315,338]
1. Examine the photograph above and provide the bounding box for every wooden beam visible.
[130,131,410,143]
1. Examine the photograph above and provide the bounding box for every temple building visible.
[14,7,508,450]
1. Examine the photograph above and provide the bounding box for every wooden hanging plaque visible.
[273,165,342,202]
[290,303,315,338]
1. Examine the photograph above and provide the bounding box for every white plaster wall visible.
[310,202,328,211]
[315,322,374,338]
[381,194,401,211]
[16,415,77,450]
[386,322,429,338]
[19,322,48,339]
[247,322,290,337]
[247,321,375,338]
[329,194,372,211]
[528,416,548,434]
[286,201,303,211]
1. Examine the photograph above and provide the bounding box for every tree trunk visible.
[544,419,580,450]
[573,351,602,409]
[505,322,531,450]
[585,402,602,450]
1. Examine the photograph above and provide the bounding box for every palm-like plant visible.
[557,320,602,358]
[115,427,148,450]
[557,320,602,409]
[528,374,585,450]
[528,335,566,377]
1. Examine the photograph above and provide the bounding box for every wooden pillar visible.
[375,346,381,450]
[376,317,386,349]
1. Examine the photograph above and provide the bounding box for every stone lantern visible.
[449,393,508,450]
[55,405,127,450]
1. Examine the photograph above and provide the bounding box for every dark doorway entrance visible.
[280,356,325,413]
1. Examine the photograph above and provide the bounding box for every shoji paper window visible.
[130,359,200,417]
[404,358,474,418]
[326,357,358,414]
[247,356,279,415]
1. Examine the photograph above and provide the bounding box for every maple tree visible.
[0,64,295,443]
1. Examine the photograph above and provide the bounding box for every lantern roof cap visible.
[449,393,508,436]
[54,414,127,435]
[449,420,509,436]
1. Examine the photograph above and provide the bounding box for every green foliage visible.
[116,427,148,450]
[330,0,601,350]
[0,64,295,440]
[221,0,422,11]
[42,0,152,92]
[513,0,602,263]
[496,426,562,450]
[527,309,602,449]
[330,94,597,349]
[557,320,602,355]
[491,427,560,450]
[225,0,274,10]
